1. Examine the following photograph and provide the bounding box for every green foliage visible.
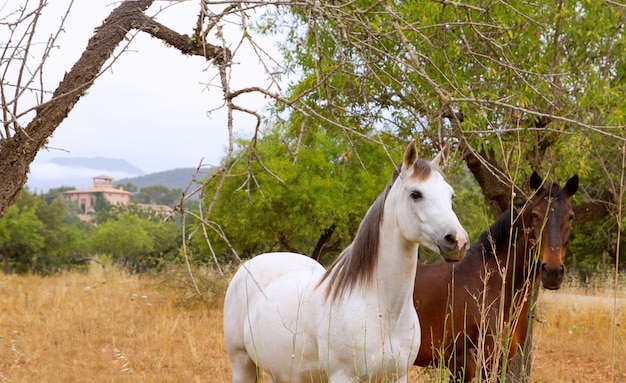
[116,182,138,193]
[23,194,88,272]
[196,121,490,267]
[92,192,109,212]
[131,184,182,207]
[0,203,45,274]
[261,0,626,176]
[198,125,403,264]
[44,186,77,204]
[0,188,181,275]
[256,0,626,272]
[0,189,91,274]
[88,212,180,273]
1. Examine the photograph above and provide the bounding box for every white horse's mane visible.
[320,158,435,302]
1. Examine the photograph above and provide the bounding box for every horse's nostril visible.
[444,234,456,245]
[541,263,566,280]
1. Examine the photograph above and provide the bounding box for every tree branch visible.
[135,13,230,63]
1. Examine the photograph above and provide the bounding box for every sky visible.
[13,1,283,190]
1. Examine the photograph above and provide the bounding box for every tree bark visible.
[313,224,339,262]
[0,0,229,218]
[460,143,514,217]
[2,253,8,275]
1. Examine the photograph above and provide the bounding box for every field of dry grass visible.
[1,267,625,382]
[531,288,626,382]
[0,267,229,383]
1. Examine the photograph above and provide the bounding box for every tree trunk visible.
[313,224,337,262]
[3,253,9,275]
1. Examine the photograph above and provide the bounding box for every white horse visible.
[223,141,469,383]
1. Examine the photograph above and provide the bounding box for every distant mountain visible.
[116,167,212,192]
[27,157,144,192]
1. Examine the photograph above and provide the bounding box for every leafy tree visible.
[0,204,44,274]
[257,0,625,268]
[268,1,617,209]
[1,1,624,283]
[44,187,77,205]
[195,122,488,265]
[89,212,179,272]
[92,192,110,213]
[2,0,624,260]
[116,183,139,194]
[251,5,626,377]
[132,185,182,207]
[0,189,88,273]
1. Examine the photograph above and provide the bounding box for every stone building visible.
[63,175,131,214]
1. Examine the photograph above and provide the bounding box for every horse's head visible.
[390,141,469,262]
[528,171,578,290]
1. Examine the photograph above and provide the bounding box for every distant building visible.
[63,175,173,220]
[63,175,131,214]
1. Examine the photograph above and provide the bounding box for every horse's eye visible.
[410,191,423,200]
[532,213,541,222]
[568,214,575,223]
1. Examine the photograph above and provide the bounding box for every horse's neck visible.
[511,217,539,287]
[374,220,419,316]
[495,219,538,321]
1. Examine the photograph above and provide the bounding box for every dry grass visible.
[530,289,626,383]
[0,266,229,383]
[1,268,625,382]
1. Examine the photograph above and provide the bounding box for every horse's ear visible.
[530,171,543,191]
[564,174,579,197]
[403,140,418,168]
[430,142,450,171]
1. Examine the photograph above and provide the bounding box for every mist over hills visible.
[116,168,210,192]
[49,157,144,175]
[27,157,207,193]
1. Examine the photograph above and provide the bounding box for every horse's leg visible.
[327,371,351,383]
[327,372,409,383]
[229,350,259,383]
[446,347,474,383]
[453,356,476,383]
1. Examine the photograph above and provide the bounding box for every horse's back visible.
[226,252,322,290]
[223,252,326,383]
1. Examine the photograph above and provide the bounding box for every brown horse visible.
[413,171,578,382]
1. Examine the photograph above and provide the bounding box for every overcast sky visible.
[19,1,282,189]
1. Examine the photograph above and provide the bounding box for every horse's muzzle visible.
[437,233,469,263]
[541,263,565,290]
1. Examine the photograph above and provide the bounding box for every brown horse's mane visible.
[473,182,565,259]
[474,209,518,256]
[320,159,433,302]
